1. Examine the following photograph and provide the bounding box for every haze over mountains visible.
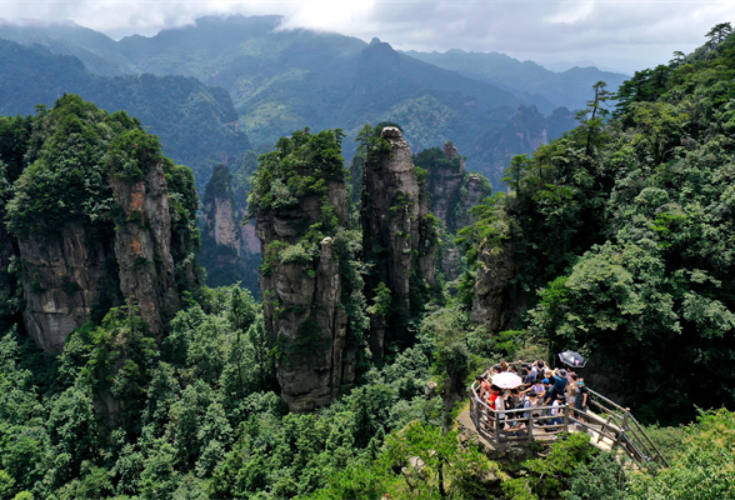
[0,14,628,188]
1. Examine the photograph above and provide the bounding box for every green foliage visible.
[105,129,164,182]
[503,433,598,500]
[461,26,735,422]
[5,94,121,235]
[378,420,495,500]
[248,128,346,216]
[355,123,393,167]
[420,305,477,414]
[367,282,392,317]
[626,408,735,500]
[563,452,626,500]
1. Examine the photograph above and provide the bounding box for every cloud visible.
[0,0,734,72]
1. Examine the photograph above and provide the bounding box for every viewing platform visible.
[463,377,669,470]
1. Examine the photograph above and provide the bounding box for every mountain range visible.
[0,15,629,188]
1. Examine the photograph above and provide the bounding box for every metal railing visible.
[469,380,669,469]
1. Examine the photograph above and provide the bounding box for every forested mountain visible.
[0,20,132,75]
[3,23,735,498]
[463,24,735,423]
[405,49,629,112]
[1,15,587,186]
[2,15,735,500]
[0,38,250,188]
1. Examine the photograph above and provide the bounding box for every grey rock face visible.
[471,244,518,332]
[18,223,115,351]
[423,144,492,281]
[16,161,184,352]
[362,127,437,362]
[204,197,241,253]
[256,182,353,412]
[109,162,180,337]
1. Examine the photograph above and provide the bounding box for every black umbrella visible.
[559,350,586,368]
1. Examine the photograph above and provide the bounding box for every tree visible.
[379,420,494,499]
[706,22,732,48]
[626,409,735,500]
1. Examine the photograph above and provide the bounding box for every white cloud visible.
[0,0,734,72]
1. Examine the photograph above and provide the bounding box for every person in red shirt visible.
[475,374,493,400]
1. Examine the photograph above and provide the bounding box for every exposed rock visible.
[209,198,240,250]
[17,223,117,351]
[109,162,180,337]
[256,184,351,412]
[425,381,438,400]
[426,145,465,231]
[362,126,437,362]
[456,173,492,229]
[199,165,245,287]
[251,130,356,412]
[1,95,199,353]
[471,243,520,332]
[416,143,492,281]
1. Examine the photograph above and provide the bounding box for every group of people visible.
[474,359,589,433]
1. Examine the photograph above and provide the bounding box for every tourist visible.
[542,378,553,405]
[495,388,507,429]
[536,360,545,373]
[476,374,492,400]
[499,359,509,372]
[549,392,565,430]
[523,364,536,386]
[548,368,568,402]
[575,376,589,417]
[528,378,545,401]
[567,373,579,407]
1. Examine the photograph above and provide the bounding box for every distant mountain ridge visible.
[0,38,249,188]
[403,49,629,112]
[0,14,620,186]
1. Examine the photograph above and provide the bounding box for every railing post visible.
[612,408,630,452]
[598,414,613,444]
[471,397,479,431]
[494,410,501,445]
[563,404,570,433]
[528,410,534,443]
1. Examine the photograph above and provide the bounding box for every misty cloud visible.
[0,0,733,72]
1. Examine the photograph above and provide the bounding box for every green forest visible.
[1,24,735,500]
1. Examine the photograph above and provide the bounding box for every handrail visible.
[469,378,667,469]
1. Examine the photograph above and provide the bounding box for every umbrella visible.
[559,350,586,368]
[491,372,523,389]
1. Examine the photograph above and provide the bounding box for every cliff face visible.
[16,160,191,350]
[415,143,492,281]
[250,129,355,412]
[109,162,181,337]
[426,148,465,231]
[1,95,199,352]
[199,165,245,288]
[208,197,240,250]
[471,243,522,333]
[17,224,117,351]
[362,127,437,361]
[256,185,351,412]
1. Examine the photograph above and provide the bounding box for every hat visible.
[542,378,550,384]
[558,369,568,378]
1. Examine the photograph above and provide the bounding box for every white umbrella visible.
[492,372,523,389]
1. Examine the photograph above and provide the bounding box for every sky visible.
[1,0,734,74]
